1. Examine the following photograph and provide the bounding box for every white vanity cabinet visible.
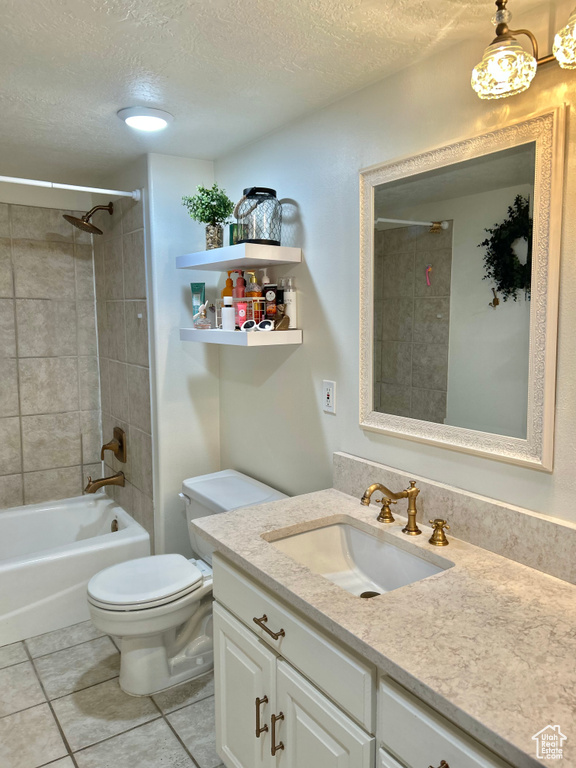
[214,603,374,768]
[213,555,513,768]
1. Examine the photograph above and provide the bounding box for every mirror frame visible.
[359,106,565,471]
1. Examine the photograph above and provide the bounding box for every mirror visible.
[359,108,565,470]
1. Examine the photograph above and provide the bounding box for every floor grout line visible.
[151,697,201,768]
[24,631,108,660]
[70,714,163,755]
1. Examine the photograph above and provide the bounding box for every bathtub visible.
[0,493,150,645]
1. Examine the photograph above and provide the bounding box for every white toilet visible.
[87,470,286,696]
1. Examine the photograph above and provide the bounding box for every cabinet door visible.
[275,660,374,768]
[214,603,277,768]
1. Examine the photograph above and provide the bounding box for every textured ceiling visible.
[0,0,554,184]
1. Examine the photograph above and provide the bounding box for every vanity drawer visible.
[213,555,375,732]
[379,677,511,768]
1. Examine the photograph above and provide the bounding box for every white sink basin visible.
[270,522,452,597]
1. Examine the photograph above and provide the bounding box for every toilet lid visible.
[87,554,203,607]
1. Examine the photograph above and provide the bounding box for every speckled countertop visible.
[193,489,576,768]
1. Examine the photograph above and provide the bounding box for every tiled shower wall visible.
[93,197,154,547]
[373,223,452,423]
[0,203,101,508]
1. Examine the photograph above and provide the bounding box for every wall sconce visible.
[472,0,576,99]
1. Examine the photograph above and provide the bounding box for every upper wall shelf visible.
[176,243,302,272]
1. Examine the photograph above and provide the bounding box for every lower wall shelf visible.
[179,328,303,346]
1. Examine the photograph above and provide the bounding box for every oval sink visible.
[270,522,452,597]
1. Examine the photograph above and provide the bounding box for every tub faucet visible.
[360,480,421,535]
[84,471,125,494]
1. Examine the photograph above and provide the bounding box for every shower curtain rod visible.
[0,175,141,201]
[376,217,448,229]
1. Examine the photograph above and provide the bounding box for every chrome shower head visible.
[63,202,113,235]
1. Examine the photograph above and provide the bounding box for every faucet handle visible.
[376,497,396,524]
[428,519,450,546]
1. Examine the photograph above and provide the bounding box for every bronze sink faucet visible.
[360,480,421,535]
[84,471,125,494]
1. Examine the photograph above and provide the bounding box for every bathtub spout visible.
[84,471,125,494]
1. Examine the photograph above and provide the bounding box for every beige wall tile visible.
[0,358,19,417]
[0,239,13,297]
[0,204,9,238]
[77,302,98,354]
[24,466,83,505]
[15,299,77,357]
[83,463,103,486]
[79,356,100,411]
[22,412,81,471]
[0,299,16,357]
[414,248,452,298]
[108,360,128,420]
[93,240,106,300]
[380,297,413,342]
[81,410,102,465]
[413,297,450,345]
[132,485,154,546]
[381,250,415,298]
[110,478,134,515]
[0,417,22,475]
[96,299,109,359]
[123,230,146,299]
[74,244,95,299]
[105,301,126,362]
[100,201,123,240]
[99,357,111,415]
[412,343,448,391]
[127,365,151,434]
[10,205,74,243]
[380,341,412,386]
[0,474,23,508]
[379,383,411,418]
[12,240,76,299]
[130,427,153,497]
[104,237,124,300]
[411,388,447,423]
[121,199,143,234]
[19,357,79,414]
[125,301,149,366]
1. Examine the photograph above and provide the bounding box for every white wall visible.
[214,13,576,523]
[146,154,221,555]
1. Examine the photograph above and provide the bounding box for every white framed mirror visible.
[359,107,565,470]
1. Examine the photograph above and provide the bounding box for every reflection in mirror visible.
[373,143,535,439]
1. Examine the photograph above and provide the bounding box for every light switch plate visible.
[322,380,336,414]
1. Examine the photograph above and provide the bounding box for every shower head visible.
[63,202,114,235]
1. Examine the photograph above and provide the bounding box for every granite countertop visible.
[193,488,576,768]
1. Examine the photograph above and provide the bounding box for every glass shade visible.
[471,39,537,99]
[553,8,576,69]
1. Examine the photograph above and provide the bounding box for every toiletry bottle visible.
[245,271,264,322]
[265,282,278,321]
[284,276,298,328]
[233,271,246,298]
[221,296,235,331]
[260,268,270,289]
[221,271,234,299]
[277,277,285,312]
[194,303,212,329]
[245,272,261,297]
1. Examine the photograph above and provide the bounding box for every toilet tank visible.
[181,469,287,563]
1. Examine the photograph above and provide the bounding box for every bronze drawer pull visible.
[255,696,268,737]
[271,712,285,755]
[429,762,450,768]
[253,614,286,640]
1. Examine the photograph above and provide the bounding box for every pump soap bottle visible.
[221,296,235,331]
[221,271,234,299]
[284,276,298,329]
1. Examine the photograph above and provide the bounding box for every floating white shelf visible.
[179,328,302,346]
[176,243,302,272]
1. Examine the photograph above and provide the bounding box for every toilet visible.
[87,470,286,696]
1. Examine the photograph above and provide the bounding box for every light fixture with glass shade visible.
[117,107,174,132]
[472,0,576,99]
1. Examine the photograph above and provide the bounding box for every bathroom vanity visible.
[193,483,576,768]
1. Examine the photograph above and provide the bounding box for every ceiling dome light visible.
[553,7,576,69]
[472,38,537,99]
[117,107,173,132]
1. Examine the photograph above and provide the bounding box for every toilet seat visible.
[87,554,203,612]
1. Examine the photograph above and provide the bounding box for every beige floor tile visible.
[153,671,214,714]
[52,678,159,751]
[167,697,220,768]
[0,661,45,717]
[74,718,195,768]
[0,641,28,669]
[34,636,119,699]
[26,620,105,658]
[0,703,67,768]
[42,759,75,768]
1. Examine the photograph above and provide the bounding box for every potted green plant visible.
[182,183,234,250]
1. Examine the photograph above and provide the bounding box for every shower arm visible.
[83,204,113,221]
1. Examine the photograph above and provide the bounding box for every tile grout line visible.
[150,697,202,768]
[22,642,81,768]
[7,204,25,503]
[70,714,163,757]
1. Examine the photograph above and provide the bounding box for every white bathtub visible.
[0,493,150,644]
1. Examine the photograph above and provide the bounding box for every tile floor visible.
[0,621,223,768]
